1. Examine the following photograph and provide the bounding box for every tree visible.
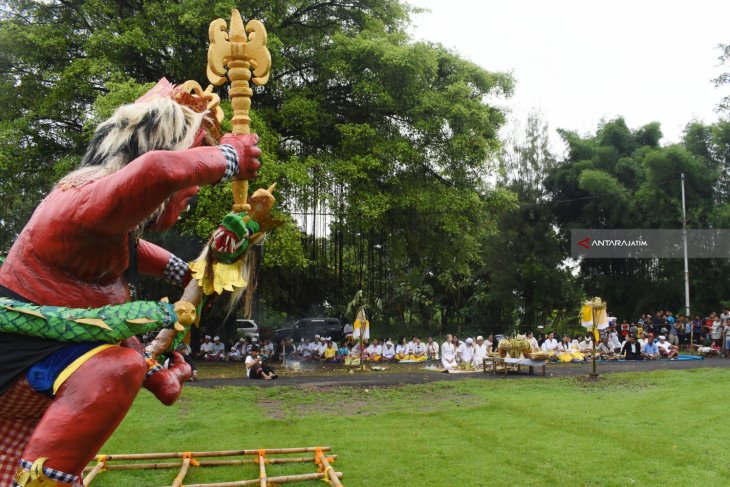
[470,112,579,330]
[0,0,513,328]
[544,117,726,319]
[713,43,730,113]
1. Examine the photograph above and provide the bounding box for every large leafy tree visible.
[469,113,579,331]
[0,0,513,328]
[545,117,726,319]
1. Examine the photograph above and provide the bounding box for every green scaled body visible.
[0,298,178,343]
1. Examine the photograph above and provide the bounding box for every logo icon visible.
[578,238,590,249]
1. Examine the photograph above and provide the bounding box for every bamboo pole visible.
[315,450,343,487]
[257,451,266,487]
[94,447,331,461]
[84,455,337,471]
[171,455,193,487]
[82,459,106,486]
[178,471,343,487]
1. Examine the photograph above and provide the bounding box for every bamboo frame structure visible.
[82,447,344,486]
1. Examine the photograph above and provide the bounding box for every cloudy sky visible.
[408,0,729,149]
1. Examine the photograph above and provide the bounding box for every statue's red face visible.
[149,186,199,230]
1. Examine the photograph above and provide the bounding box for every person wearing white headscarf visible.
[472,336,488,368]
[457,337,475,365]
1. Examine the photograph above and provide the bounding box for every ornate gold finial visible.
[207,9,271,210]
[180,80,224,124]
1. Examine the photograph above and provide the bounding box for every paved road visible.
[188,357,730,389]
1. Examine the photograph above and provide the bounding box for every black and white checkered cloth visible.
[163,254,189,286]
[219,144,239,181]
[17,459,80,486]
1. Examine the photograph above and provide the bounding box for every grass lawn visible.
[92,368,730,486]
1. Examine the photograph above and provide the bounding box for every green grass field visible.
[92,368,730,486]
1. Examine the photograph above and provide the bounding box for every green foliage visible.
[0,0,512,330]
[713,43,730,112]
[546,116,730,319]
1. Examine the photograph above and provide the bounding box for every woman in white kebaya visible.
[472,336,488,367]
[441,334,457,369]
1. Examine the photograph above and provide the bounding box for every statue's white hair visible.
[60,98,208,186]
[59,97,213,226]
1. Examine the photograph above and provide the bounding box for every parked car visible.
[236,319,260,340]
[275,318,343,342]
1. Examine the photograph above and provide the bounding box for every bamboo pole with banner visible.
[207,9,271,319]
[581,297,608,377]
[353,306,369,372]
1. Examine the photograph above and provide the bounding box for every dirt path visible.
[188,357,730,389]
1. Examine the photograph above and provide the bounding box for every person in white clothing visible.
[199,335,214,358]
[656,335,679,359]
[382,340,396,361]
[408,336,428,361]
[426,337,440,360]
[541,332,559,359]
[366,338,383,361]
[205,336,225,362]
[395,337,408,361]
[607,327,622,352]
[473,336,489,368]
[441,334,457,369]
[405,337,415,356]
[526,331,539,351]
[578,335,593,353]
[314,336,327,360]
[307,336,319,359]
[457,337,475,365]
[245,346,276,380]
[299,338,313,360]
[228,338,246,362]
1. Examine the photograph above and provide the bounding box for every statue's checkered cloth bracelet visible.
[163,254,188,285]
[219,144,239,181]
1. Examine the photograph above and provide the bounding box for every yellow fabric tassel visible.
[189,258,247,295]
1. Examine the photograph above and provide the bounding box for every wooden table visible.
[484,356,547,376]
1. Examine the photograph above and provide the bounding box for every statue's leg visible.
[0,378,52,486]
[18,346,146,483]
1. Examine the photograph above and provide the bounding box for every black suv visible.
[275,318,344,342]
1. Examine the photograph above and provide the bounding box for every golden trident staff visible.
[207,9,271,212]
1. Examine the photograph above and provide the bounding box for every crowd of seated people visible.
[606,309,730,356]
[190,306,730,381]
[535,328,683,362]
[275,334,500,367]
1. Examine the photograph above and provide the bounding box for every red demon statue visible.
[0,81,261,486]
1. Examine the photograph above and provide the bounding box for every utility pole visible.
[681,173,692,350]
